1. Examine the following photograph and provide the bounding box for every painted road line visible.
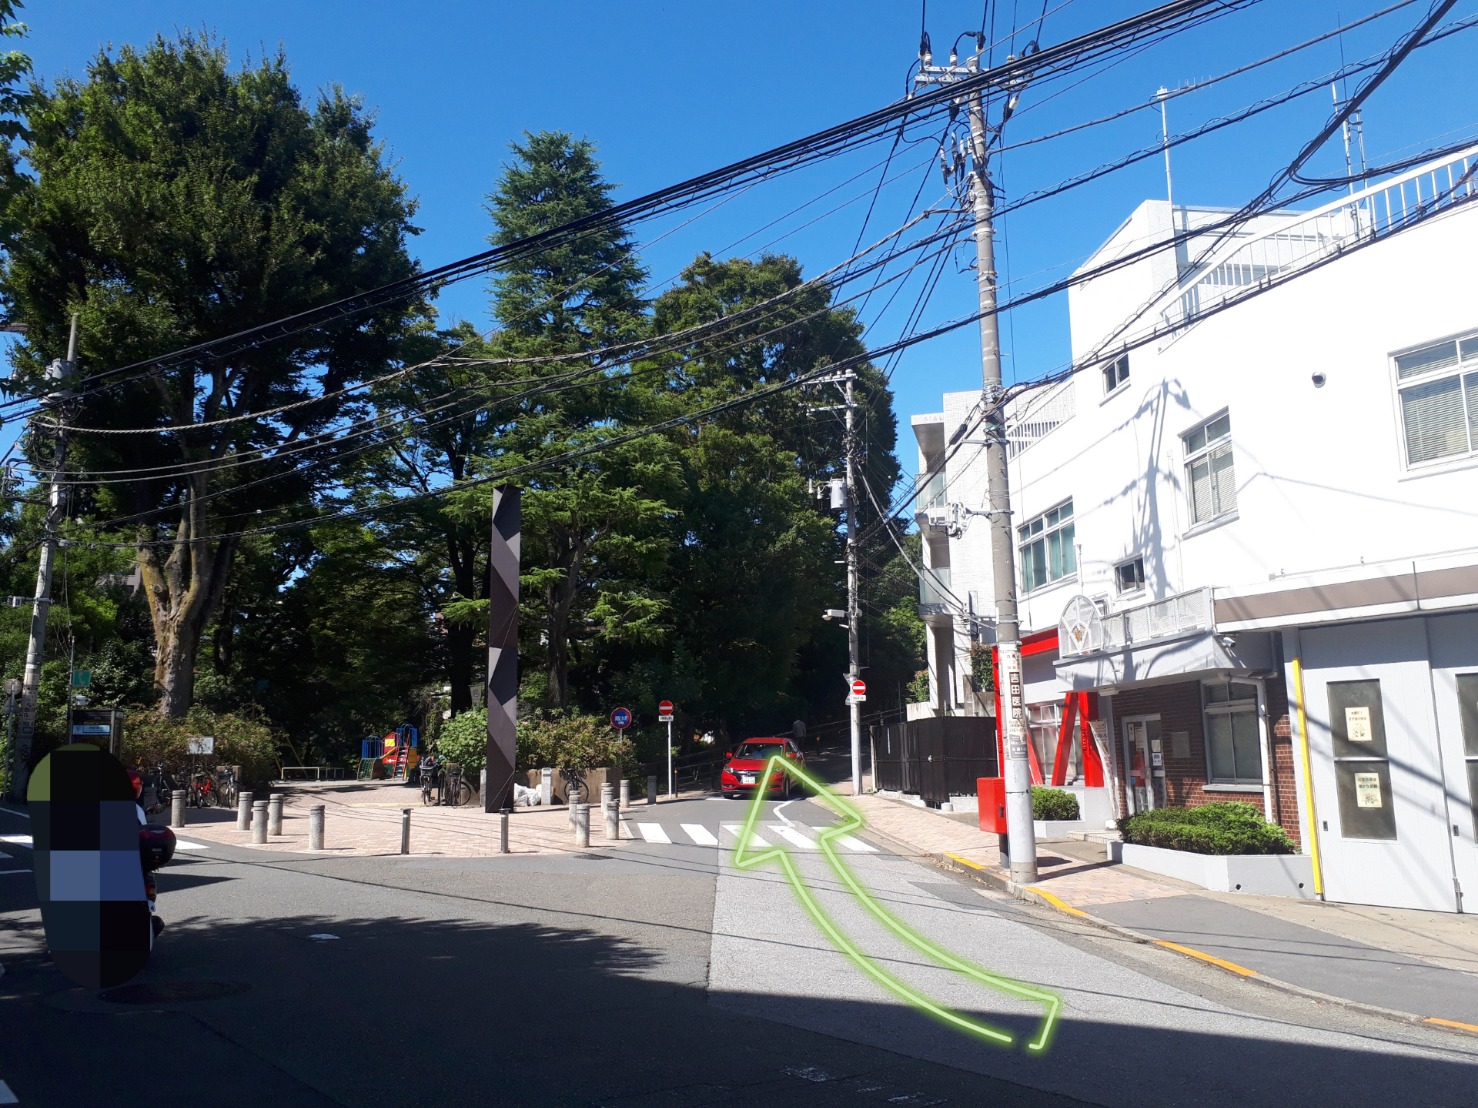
[680,824,718,846]
[767,823,817,850]
[1025,886,1089,919]
[1152,939,1259,977]
[0,1077,16,1104]
[1424,1016,1478,1035]
[633,823,671,844]
[721,823,770,849]
[174,841,210,851]
[0,835,31,846]
[833,832,877,853]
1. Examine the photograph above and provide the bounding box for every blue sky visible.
[21,1,1478,484]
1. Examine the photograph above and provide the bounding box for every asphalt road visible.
[2,794,1476,1107]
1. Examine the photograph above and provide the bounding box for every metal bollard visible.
[170,791,186,828]
[618,779,630,810]
[309,804,325,851]
[401,808,411,855]
[648,775,657,805]
[573,803,590,849]
[237,791,254,831]
[499,808,510,854]
[268,793,284,837]
[604,801,620,841]
[251,801,268,844]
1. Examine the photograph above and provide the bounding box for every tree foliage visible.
[1,32,425,715]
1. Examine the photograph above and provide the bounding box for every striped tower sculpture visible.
[485,486,521,814]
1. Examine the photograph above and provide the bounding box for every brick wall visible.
[1107,678,1298,844]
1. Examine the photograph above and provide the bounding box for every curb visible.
[921,848,1478,1041]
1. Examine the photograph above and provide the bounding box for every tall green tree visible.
[0,0,32,245]
[1,33,426,715]
[649,253,903,735]
[481,131,670,711]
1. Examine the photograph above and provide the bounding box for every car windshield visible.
[736,743,785,759]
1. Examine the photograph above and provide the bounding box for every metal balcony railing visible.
[919,565,953,618]
[1175,145,1478,326]
[1059,587,1214,657]
[1006,377,1075,458]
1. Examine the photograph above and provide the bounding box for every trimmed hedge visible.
[1031,786,1080,821]
[1119,801,1294,856]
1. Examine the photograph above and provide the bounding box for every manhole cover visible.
[101,980,251,1004]
[574,853,612,861]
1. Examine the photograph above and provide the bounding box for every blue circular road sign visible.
[611,707,633,730]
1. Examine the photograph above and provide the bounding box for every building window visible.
[1395,332,1478,466]
[1102,354,1130,395]
[1028,700,1079,784]
[1018,500,1075,593]
[1203,680,1261,786]
[1183,412,1236,525]
[1114,556,1145,595]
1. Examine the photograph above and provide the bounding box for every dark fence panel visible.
[875,716,997,807]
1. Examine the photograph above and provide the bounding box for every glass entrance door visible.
[1123,716,1164,815]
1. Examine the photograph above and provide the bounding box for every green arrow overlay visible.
[732,756,1061,1052]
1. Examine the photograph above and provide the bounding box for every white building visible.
[911,144,1478,912]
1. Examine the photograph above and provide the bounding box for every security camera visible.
[1311,372,1327,387]
[1218,634,1237,648]
[822,609,847,621]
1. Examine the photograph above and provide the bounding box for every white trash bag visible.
[513,783,541,807]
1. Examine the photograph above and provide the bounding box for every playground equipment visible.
[357,724,420,781]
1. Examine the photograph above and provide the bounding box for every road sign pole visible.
[666,718,673,797]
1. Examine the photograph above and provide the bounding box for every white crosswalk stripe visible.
[680,823,718,846]
[621,821,878,854]
[719,822,769,848]
[767,823,816,849]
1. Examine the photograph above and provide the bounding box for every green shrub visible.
[1119,801,1294,856]
[1031,786,1080,821]
[437,709,489,775]
[436,709,636,778]
[517,712,635,774]
[121,707,277,787]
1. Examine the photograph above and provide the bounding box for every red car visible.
[721,737,806,799]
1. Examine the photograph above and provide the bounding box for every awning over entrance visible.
[1054,628,1274,693]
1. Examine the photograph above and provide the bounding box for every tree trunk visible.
[137,478,239,718]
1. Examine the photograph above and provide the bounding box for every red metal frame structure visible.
[992,630,1104,788]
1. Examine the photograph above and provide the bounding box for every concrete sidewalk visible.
[848,789,1478,1037]
[160,778,684,858]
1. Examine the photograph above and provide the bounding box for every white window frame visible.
[1182,411,1236,526]
[1017,499,1076,594]
[1202,679,1262,787]
[1393,329,1478,469]
[1114,555,1145,596]
[1102,354,1130,396]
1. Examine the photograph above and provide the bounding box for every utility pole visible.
[844,373,862,797]
[810,370,863,796]
[915,34,1038,883]
[10,315,77,802]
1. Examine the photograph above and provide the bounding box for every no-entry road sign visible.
[611,707,633,730]
[658,699,674,720]
[851,680,867,701]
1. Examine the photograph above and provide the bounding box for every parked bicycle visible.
[185,770,219,808]
[442,764,474,808]
[420,757,441,806]
[215,766,239,808]
[146,764,176,815]
[560,766,588,806]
